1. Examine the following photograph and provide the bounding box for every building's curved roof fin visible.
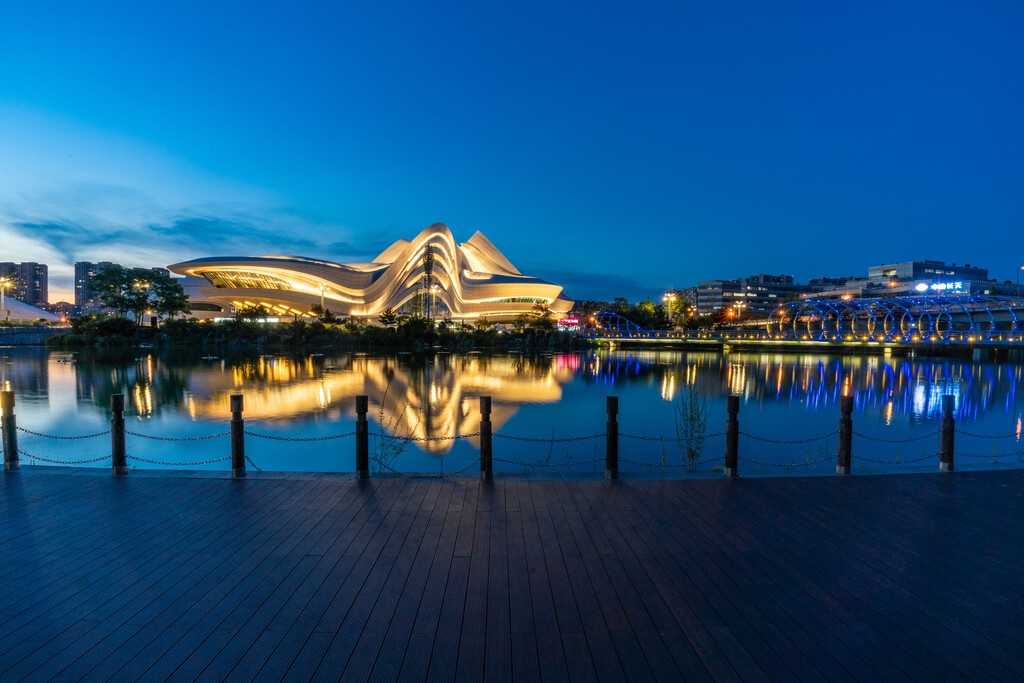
[462,231,521,276]
[373,239,412,264]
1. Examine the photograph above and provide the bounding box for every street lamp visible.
[316,283,328,310]
[0,277,11,322]
[662,292,676,326]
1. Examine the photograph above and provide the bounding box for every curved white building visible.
[169,223,573,321]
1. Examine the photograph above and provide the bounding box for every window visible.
[201,271,293,290]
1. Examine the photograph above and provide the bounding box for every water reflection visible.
[2,348,1021,467]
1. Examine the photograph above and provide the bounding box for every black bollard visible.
[231,394,246,478]
[2,390,18,472]
[355,395,369,480]
[605,396,618,480]
[940,394,955,472]
[479,396,493,481]
[837,395,853,475]
[725,395,738,477]
[111,394,127,475]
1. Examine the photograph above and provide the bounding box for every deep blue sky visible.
[1,1,1022,302]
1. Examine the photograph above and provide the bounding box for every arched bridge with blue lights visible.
[583,297,1024,351]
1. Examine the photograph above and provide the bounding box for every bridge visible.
[583,297,1024,354]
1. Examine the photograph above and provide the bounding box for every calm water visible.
[2,347,1022,475]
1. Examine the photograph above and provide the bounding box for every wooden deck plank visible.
[2,469,1024,682]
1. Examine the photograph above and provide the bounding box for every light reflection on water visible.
[2,347,1021,474]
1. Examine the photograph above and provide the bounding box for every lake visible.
[2,347,1021,475]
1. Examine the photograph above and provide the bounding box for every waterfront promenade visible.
[1,468,1023,681]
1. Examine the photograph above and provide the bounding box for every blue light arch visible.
[768,295,1021,342]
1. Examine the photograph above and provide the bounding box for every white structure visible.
[1,298,59,323]
[170,224,573,321]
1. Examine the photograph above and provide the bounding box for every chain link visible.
[853,430,940,443]
[739,430,838,445]
[740,453,834,468]
[620,431,726,441]
[368,455,482,478]
[621,454,725,469]
[958,430,1022,440]
[17,427,109,440]
[955,450,1024,459]
[127,454,232,467]
[245,455,263,471]
[19,447,109,465]
[127,430,230,441]
[852,451,939,464]
[245,430,355,442]
[494,432,603,443]
[493,456,606,469]
[374,432,481,442]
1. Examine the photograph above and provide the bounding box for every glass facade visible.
[202,271,293,291]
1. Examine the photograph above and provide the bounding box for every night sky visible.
[1,1,1022,303]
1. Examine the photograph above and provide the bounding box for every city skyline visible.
[2,2,1022,303]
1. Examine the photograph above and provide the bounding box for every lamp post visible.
[662,292,676,327]
[316,283,328,310]
[1,277,13,322]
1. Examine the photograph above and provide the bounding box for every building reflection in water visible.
[183,353,577,453]
[5,348,1019,458]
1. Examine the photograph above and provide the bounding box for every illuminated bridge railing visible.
[767,295,1022,343]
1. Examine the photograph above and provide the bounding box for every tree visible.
[378,307,399,327]
[310,304,340,324]
[475,317,492,330]
[235,303,270,322]
[90,266,190,323]
[528,301,555,330]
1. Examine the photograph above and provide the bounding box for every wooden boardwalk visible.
[1,468,1023,681]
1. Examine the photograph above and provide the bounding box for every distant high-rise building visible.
[75,261,117,308]
[0,262,48,306]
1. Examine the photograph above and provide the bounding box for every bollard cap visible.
[0,389,13,411]
[479,395,491,416]
[727,395,739,413]
[355,395,368,413]
[110,393,125,411]
[230,394,244,413]
[942,394,955,412]
[839,395,854,413]
[606,396,618,415]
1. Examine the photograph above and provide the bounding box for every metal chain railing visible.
[740,452,835,468]
[245,455,263,472]
[853,430,940,443]
[374,432,480,442]
[494,456,606,470]
[622,453,725,469]
[127,454,232,467]
[852,451,940,465]
[958,430,1023,440]
[18,447,110,465]
[369,455,482,478]
[126,430,230,441]
[620,431,727,441]
[17,426,109,440]
[494,432,603,443]
[739,429,838,445]
[955,450,1024,459]
[245,430,355,442]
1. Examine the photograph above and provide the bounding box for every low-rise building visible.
[697,274,812,317]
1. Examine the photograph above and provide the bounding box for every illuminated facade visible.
[169,224,573,321]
